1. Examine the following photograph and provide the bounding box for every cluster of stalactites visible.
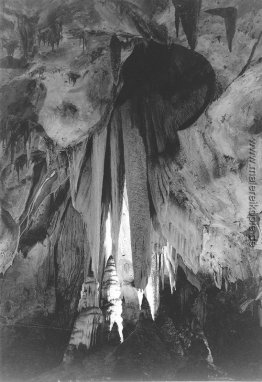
[101,256,123,342]
[161,240,201,296]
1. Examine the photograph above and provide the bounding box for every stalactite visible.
[164,244,178,293]
[110,110,125,267]
[104,212,112,263]
[120,100,151,291]
[160,204,203,276]
[137,289,144,309]
[101,256,123,342]
[160,251,165,290]
[145,251,160,319]
[205,7,237,52]
[99,170,111,284]
[172,0,202,50]
[177,255,201,291]
[85,128,108,280]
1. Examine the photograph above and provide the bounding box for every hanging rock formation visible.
[205,7,238,52]
[120,100,152,291]
[109,111,125,266]
[172,0,202,49]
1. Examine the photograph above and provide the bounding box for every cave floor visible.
[1,321,262,382]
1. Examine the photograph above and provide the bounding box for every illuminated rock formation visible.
[66,277,103,354]
[101,256,123,342]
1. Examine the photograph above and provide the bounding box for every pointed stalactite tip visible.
[205,7,237,52]
[172,0,202,50]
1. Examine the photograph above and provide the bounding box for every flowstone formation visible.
[0,0,262,380]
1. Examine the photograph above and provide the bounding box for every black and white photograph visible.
[0,0,262,381]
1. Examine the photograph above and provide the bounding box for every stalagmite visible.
[110,110,125,266]
[101,256,123,342]
[65,277,103,356]
[120,100,151,290]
